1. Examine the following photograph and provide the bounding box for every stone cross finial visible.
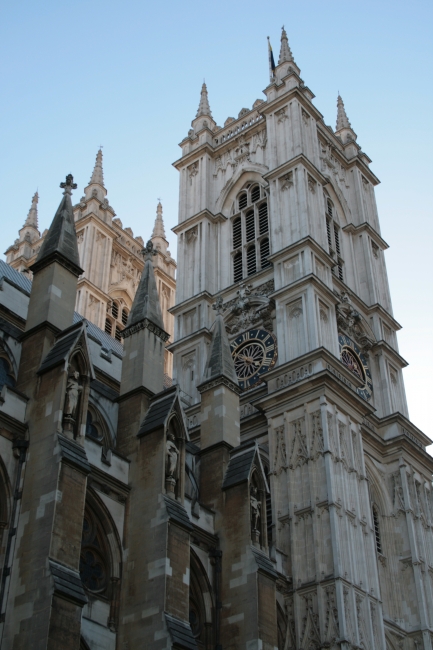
[142,239,157,262]
[60,174,77,195]
[212,296,224,315]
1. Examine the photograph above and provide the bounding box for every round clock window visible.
[230,329,277,390]
[338,334,373,401]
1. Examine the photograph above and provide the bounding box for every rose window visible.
[341,347,365,382]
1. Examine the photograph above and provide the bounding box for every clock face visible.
[338,334,373,401]
[230,329,277,390]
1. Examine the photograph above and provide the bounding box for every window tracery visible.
[231,184,270,282]
[80,508,109,594]
[0,357,15,393]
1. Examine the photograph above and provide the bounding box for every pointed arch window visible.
[372,505,382,554]
[231,185,271,281]
[247,245,256,275]
[0,358,15,393]
[121,308,128,326]
[80,510,109,594]
[324,196,345,282]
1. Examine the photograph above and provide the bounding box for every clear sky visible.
[1,0,432,438]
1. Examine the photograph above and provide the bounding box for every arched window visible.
[260,238,270,269]
[251,184,260,203]
[247,245,256,276]
[121,308,128,326]
[115,326,122,342]
[245,210,255,242]
[324,195,344,282]
[0,358,15,392]
[232,217,242,249]
[372,505,382,554]
[233,251,243,283]
[80,508,110,594]
[189,551,214,649]
[104,318,112,335]
[238,192,247,210]
[111,302,119,319]
[231,185,271,281]
[86,411,101,441]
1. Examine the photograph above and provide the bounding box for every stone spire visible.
[152,202,166,239]
[336,94,352,131]
[31,174,82,277]
[89,148,104,186]
[24,191,39,228]
[125,241,166,334]
[196,82,212,118]
[278,25,294,64]
[84,148,107,201]
[201,308,238,387]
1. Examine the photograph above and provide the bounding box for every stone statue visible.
[250,486,261,531]
[166,432,179,479]
[64,371,82,419]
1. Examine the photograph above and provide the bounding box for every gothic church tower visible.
[170,27,433,650]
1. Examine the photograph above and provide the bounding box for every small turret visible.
[120,240,169,396]
[335,94,357,145]
[84,148,107,202]
[151,201,168,254]
[276,26,300,78]
[18,191,40,245]
[191,82,216,134]
[198,300,240,449]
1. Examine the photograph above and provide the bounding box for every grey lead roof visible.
[200,313,238,387]
[49,559,88,606]
[251,547,278,578]
[32,190,82,275]
[0,261,123,357]
[57,434,91,474]
[163,495,193,532]
[222,447,256,489]
[38,324,83,374]
[137,387,178,437]
[165,612,198,650]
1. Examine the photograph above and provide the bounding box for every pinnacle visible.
[89,148,105,187]
[24,191,39,228]
[196,82,213,119]
[31,175,82,276]
[152,201,166,239]
[201,313,239,387]
[336,94,352,131]
[126,243,166,333]
[278,25,295,65]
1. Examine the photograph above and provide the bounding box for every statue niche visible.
[250,484,261,545]
[63,369,83,437]
[165,430,179,497]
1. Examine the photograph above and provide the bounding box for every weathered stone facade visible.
[0,26,431,650]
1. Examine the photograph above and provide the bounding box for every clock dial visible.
[230,329,277,390]
[338,334,373,401]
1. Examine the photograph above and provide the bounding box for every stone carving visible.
[185,226,198,244]
[339,421,352,471]
[324,586,339,647]
[280,171,293,190]
[272,425,288,475]
[336,291,376,352]
[275,363,313,390]
[289,417,308,468]
[220,281,275,335]
[310,411,324,460]
[233,135,251,167]
[275,106,288,123]
[188,162,199,185]
[300,593,321,650]
[282,596,296,650]
[343,586,354,643]
[165,432,179,495]
[307,174,317,193]
[64,371,82,419]
[301,108,310,125]
[250,486,261,544]
[213,128,267,175]
[327,413,336,458]
[356,594,371,650]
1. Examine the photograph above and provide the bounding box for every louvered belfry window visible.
[325,196,345,283]
[232,184,270,281]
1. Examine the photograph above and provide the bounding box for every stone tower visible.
[169,27,433,650]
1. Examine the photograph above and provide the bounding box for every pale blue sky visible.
[1,0,432,437]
